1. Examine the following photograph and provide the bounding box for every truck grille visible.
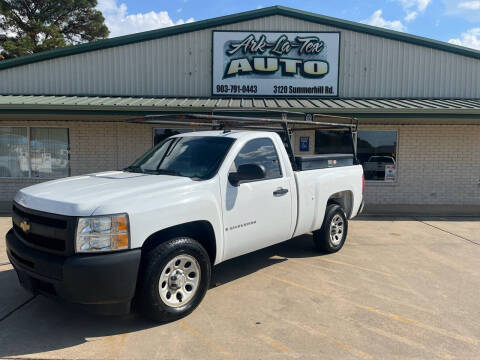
[12,203,76,256]
[13,205,67,229]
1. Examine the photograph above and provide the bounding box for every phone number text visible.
[215,85,258,94]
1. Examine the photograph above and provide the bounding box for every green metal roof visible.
[0,5,479,72]
[0,95,479,115]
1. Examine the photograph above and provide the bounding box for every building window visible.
[314,129,398,182]
[358,130,397,182]
[153,128,193,146]
[0,127,29,178]
[0,127,70,178]
[315,130,354,154]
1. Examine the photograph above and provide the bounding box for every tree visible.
[0,0,109,59]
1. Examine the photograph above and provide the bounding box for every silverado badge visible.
[20,220,31,233]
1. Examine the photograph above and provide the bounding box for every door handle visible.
[273,188,289,196]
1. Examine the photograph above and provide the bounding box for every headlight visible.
[76,214,130,253]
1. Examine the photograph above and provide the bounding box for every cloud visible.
[448,28,480,49]
[97,0,194,38]
[417,0,432,11]
[398,0,432,21]
[404,11,418,21]
[398,0,432,12]
[362,10,406,32]
[444,0,480,22]
[0,15,17,56]
[458,0,480,9]
[0,15,17,37]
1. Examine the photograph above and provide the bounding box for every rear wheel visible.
[137,237,211,322]
[313,204,348,253]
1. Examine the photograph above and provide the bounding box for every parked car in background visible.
[363,155,396,181]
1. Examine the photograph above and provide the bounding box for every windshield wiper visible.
[123,165,143,173]
[144,169,182,176]
[126,167,203,179]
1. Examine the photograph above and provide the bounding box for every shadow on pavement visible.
[212,234,319,286]
[0,234,322,358]
[0,289,155,358]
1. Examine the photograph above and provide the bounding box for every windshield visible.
[125,136,235,180]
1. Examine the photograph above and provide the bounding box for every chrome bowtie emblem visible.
[20,219,31,233]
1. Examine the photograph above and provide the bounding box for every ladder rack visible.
[127,111,359,170]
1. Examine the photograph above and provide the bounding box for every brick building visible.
[0,6,479,214]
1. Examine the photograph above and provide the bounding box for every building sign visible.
[212,31,340,97]
[385,164,397,182]
[299,136,310,152]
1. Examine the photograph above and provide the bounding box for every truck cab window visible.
[232,138,282,180]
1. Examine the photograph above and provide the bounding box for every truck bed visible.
[292,163,364,238]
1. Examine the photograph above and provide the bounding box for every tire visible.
[313,204,348,253]
[137,237,211,322]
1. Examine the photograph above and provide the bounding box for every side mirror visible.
[228,164,266,186]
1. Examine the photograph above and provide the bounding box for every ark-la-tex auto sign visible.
[212,31,340,97]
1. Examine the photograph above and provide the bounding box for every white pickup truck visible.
[6,117,364,322]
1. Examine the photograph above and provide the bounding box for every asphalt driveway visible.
[1,216,479,359]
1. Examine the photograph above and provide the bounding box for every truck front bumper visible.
[6,228,141,315]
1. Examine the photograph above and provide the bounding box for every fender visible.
[92,178,225,264]
[292,165,363,237]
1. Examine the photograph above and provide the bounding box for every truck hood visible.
[14,171,193,216]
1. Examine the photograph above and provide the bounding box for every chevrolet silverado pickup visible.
[6,114,364,322]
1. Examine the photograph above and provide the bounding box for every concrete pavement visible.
[0,217,10,264]
[1,217,479,359]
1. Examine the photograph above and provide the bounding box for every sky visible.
[96,0,480,50]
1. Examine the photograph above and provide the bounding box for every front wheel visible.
[137,237,211,322]
[313,204,348,253]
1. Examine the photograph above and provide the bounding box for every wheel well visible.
[142,221,216,264]
[327,191,354,218]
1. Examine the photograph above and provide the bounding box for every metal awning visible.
[0,95,479,115]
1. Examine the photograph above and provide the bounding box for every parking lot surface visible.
[1,216,479,359]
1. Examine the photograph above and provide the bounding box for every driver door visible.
[222,137,292,260]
